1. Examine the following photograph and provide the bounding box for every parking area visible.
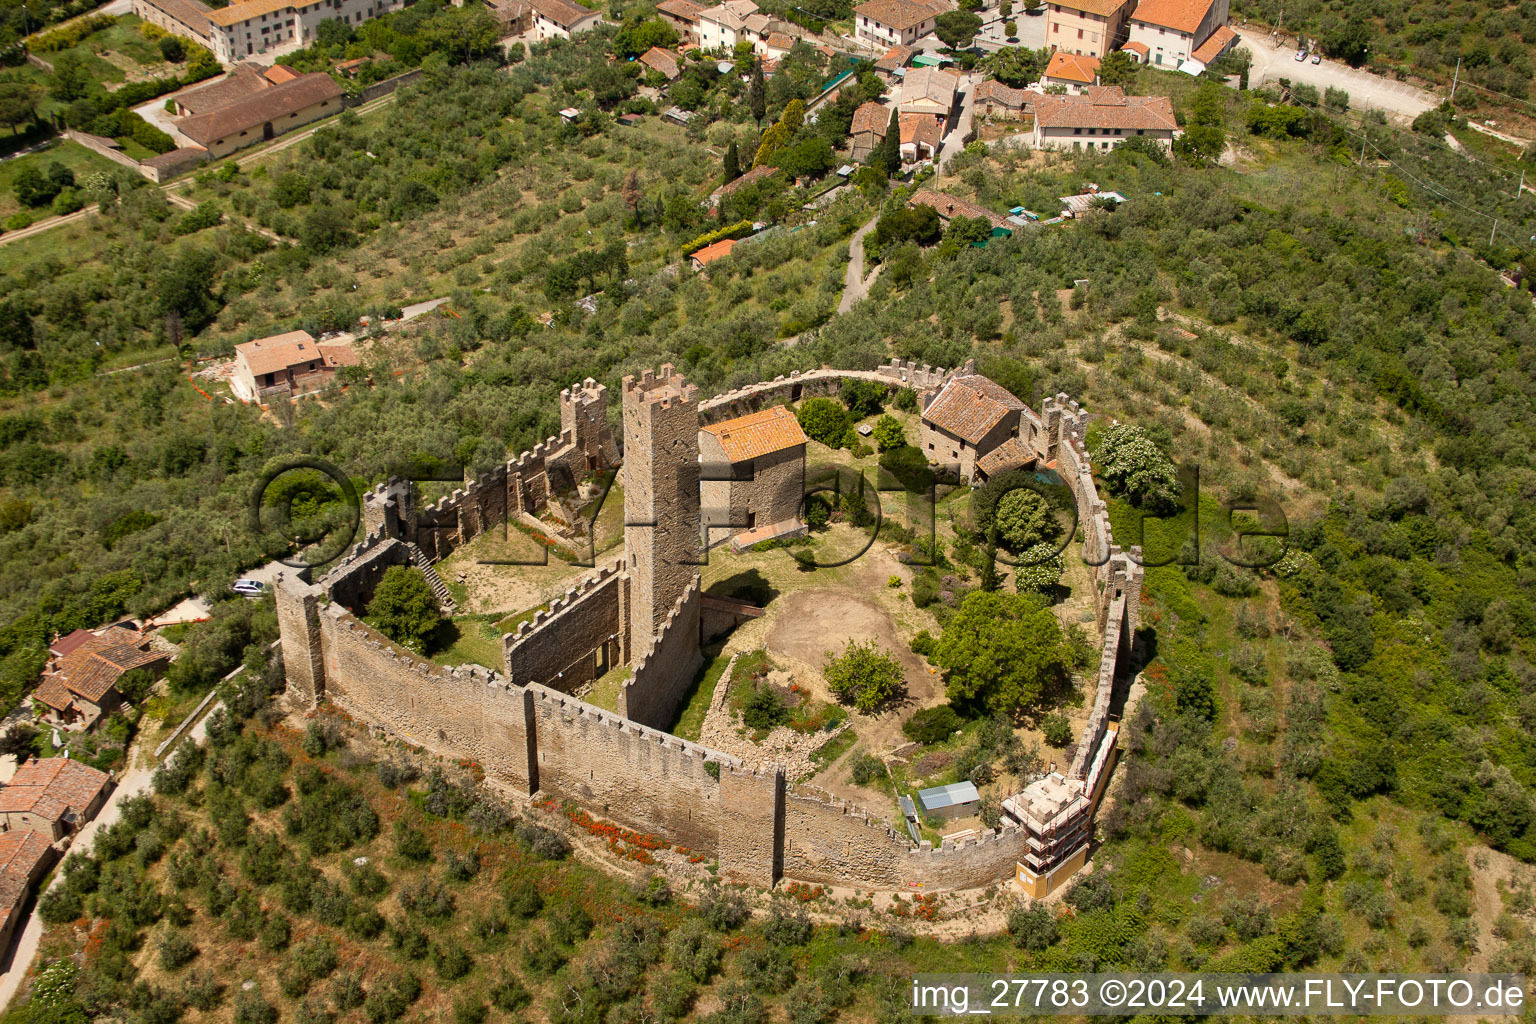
[1240,29,1438,122]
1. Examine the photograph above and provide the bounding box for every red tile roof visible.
[976,436,1034,477]
[1121,39,1149,55]
[691,238,737,266]
[701,405,808,462]
[709,163,777,200]
[0,758,110,823]
[657,0,703,20]
[264,63,302,84]
[529,0,598,27]
[922,374,1025,445]
[1044,50,1100,84]
[48,629,94,659]
[908,189,1005,228]
[175,63,271,117]
[32,676,74,713]
[874,44,914,71]
[1034,86,1178,131]
[236,330,320,377]
[640,46,681,78]
[1128,0,1212,33]
[1191,23,1238,64]
[0,830,53,933]
[175,73,343,146]
[900,113,944,152]
[854,0,940,31]
[1049,0,1130,16]
[851,100,889,135]
[974,79,1028,108]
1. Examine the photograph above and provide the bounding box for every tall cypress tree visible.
[748,60,766,126]
[723,140,741,183]
[871,108,901,176]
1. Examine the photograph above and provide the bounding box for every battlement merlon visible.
[622,364,699,408]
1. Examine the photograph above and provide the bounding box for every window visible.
[1052,22,1057,31]
[1076,27,1082,37]
[1073,126,1081,134]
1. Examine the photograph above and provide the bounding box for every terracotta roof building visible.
[699,405,808,547]
[897,64,957,115]
[850,101,890,161]
[1044,0,1134,57]
[920,373,1029,482]
[1127,0,1230,68]
[232,329,358,402]
[0,758,113,841]
[854,0,948,48]
[657,0,703,41]
[909,188,1005,228]
[0,830,56,953]
[1032,85,1178,150]
[1042,49,1100,89]
[133,0,405,64]
[36,626,166,729]
[690,238,738,269]
[973,78,1030,117]
[698,0,758,50]
[1190,23,1238,65]
[898,113,944,162]
[171,62,271,117]
[639,46,682,79]
[174,72,343,159]
[873,43,914,78]
[528,0,600,39]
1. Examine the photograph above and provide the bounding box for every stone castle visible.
[276,360,1142,897]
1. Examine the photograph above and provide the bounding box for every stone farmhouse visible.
[973,79,1029,119]
[276,358,1142,899]
[34,626,168,730]
[1032,85,1179,150]
[656,0,703,42]
[232,330,358,403]
[853,0,949,49]
[0,758,113,842]
[908,188,1007,229]
[0,830,54,953]
[699,404,808,548]
[918,371,1030,483]
[133,0,406,63]
[174,71,344,159]
[850,101,889,162]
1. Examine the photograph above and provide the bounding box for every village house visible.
[0,830,54,954]
[174,71,344,159]
[690,238,737,270]
[0,758,113,842]
[908,188,1006,228]
[527,0,600,39]
[972,78,1030,118]
[1032,85,1178,149]
[919,372,1030,483]
[1125,0,1230,69]
[1042,49,1100,91]
[698,0,758,50]
[133,0,405,63]
[872,43,914,81]
[1188,23,1238,69]
[699,404,808,547]
[483,0,532,33]
[1044,0,1134,57]
[34,626,168,730]
[232,329,359,402]
[639,46,682,79]
[899,113,943,163]
[896,63,957,118]
[171,62,271,117]
[655,0,702,41]
[853,0,948,49]
[847,102,889,162]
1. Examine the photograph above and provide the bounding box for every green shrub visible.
[1040,712,1072,748]
[903,705,961,744]
[741,684,789,731]
[849,753,887,786]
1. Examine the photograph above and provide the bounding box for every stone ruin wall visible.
[277,372,1141,896]
[500,559,629,691]
[619,581,704,729]
[697,358,964,424]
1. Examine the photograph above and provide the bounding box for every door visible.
[263,121,275,140]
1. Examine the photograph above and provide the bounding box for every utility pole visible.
[1519,168,1526,197]
[1359,133,1367,166]
[1490,218,1498,247]
[1451,56,1461,103]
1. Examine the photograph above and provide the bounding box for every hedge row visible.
[680,218,753,256]
[26,13,116,53]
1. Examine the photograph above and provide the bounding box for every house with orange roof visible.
[133,0,406,63]
[34,626,168,730]
[0,758,113,840]
[854,0,949,49]
[639,46,682,80]
[850,101,890,161]
[690,238,738,270]
[919,372,1030,482]
[1126,0,1230,68]
[1032,84,1178,150]
[698,405,808,546]
[656,0,703,42]
[232,329,359,402]
[0,830,55,953]
[1042,49,1100,91]
[1189,23,1238,67]
[1044,0,1134,57]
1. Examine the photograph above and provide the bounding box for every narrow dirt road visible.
[837,216,880,314]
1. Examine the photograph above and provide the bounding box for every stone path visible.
[837,216,880,314]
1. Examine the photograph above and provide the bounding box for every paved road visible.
[937,74,978,173]
[838,216,879,314]
[1241,30,1437,121]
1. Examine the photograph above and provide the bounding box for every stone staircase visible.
[404,542,457,615]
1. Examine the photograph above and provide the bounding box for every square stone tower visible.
[561,377,619,471]
[622,364,701,649]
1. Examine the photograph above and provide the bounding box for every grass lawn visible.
[583,664,629,711]
[428,615,504,671]
[116,137,156,161]
[0,139,123,219]
[668,642,729,741]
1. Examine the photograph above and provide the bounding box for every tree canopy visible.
[1095,424,1181,512]
[933,591,1074,717]
[366,566,441,652]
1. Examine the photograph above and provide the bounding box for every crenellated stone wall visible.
[501,560,628,691]
[619,581,703,729]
